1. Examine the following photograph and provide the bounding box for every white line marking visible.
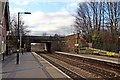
[32,52,72,79]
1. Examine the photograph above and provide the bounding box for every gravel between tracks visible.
[40,54,102,79]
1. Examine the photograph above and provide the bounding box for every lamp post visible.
[16,12,31,64]
[118,36,120,54]
[76,30,79,54]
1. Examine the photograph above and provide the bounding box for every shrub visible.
[106,52,115,56]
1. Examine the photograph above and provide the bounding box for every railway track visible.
[39,54,87,79]
[56,53,120,72]
[38,53,120,79]
[49,53,120,77]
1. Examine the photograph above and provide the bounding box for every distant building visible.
[66,33,91,53]
[0,0,10,60]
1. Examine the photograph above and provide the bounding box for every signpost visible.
[75,44,79,47]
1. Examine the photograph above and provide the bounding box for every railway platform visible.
[1,52,69,79]
[56,51,120,64]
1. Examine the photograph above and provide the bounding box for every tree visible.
[74,3,91,34]
[42,32,47,36]
[9,15,30,35]
[8,15,30,48]
[74,1,120,52]
[106,2,120,33]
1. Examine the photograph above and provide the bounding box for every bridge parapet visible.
[7,35,65,42]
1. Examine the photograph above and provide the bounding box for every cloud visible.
[65,2,79,12]
[10,8,25,15]
[23,9,75,35]
[10,0,35,5]
[9,0,117,4]
[9,2,79,36]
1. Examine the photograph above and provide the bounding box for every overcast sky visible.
[9,0,80,36]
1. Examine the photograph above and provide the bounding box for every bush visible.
[99,51,106,56]
[93,50,100,55]
[106,52,115,57]
[85,49,93,54]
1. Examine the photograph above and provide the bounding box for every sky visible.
[9,0,119,36]
[9,0,80,36]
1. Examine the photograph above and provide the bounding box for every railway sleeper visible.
[57,57,115,78]
[40,54,86,80]
[57,53,120,69]
[50,54,117,78]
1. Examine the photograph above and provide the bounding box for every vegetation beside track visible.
[80,47,119,57]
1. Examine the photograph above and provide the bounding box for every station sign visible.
[75,44,79,47]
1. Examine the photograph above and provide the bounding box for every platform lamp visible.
[16,12,31,64]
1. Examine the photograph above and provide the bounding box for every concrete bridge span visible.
[7,36,65,53]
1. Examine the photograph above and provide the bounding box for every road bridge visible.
[7,35,65,53]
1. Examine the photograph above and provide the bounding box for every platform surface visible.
[2,52,69,79]
[56,51,120,64]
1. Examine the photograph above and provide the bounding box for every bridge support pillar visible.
[46,42,51,53]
